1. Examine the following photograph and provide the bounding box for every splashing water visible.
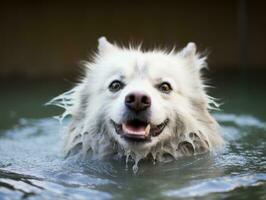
[0,112,266,200]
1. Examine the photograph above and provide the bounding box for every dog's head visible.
[53,37,223,162]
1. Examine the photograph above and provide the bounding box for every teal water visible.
[0,74,266,200]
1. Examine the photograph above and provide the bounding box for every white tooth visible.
[145,124,151,136]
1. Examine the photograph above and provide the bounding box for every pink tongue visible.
[122,123,146,135]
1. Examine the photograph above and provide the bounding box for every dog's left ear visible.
[179,42,207,72]
[97,36,117,54]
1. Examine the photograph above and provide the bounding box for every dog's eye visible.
[109,80,124,92]
[158,82,172,93]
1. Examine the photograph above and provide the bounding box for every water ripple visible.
[0,113,266,199]
[164,173,266,198]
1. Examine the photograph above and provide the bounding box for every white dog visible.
[49,37,224,170]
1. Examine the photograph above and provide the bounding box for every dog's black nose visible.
[125,92,151,111]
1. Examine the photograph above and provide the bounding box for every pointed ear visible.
[179,42,207,71]
[97,36,116,54]
[180,42,197,58]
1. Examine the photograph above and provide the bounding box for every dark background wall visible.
[0,0,265,79]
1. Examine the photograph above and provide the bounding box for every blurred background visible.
[0,0,266,128]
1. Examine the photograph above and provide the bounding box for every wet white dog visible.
[49,37,224,170]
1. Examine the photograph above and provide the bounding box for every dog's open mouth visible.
[111,119,169,142]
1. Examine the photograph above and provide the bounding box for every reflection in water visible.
[0,113,266,200]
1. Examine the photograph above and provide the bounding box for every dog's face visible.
[52,37,223,162]
[83,37,208,155]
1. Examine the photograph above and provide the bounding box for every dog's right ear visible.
[97,36,117,54]
[180,42,197,59]
[179,42,207,72]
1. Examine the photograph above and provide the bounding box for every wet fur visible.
[49,37,224,168]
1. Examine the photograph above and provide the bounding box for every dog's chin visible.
[110,118,169,143]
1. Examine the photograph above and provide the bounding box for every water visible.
[0,75,266,200]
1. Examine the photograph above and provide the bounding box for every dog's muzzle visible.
[111,91,169,142]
